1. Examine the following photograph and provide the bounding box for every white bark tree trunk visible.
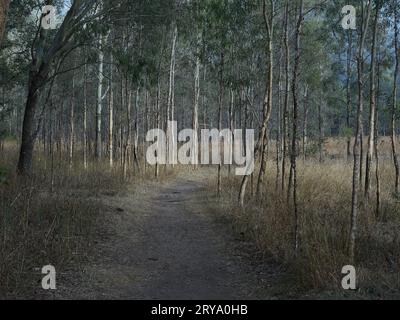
[109,55,114,168]
[167,23,178,166]
[96,34,105,159]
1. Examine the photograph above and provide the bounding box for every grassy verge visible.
[205,160,400,299]
[0,143,145,298]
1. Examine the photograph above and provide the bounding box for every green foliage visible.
[340,126,354,139]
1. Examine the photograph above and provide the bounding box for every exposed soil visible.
[56,171,283,300]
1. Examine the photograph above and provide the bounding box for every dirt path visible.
[59,172,282,300]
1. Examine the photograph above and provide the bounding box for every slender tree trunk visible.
[365,4,379,202]
[69,71,75,169]
[239,1,276,206]
[374,118,381,216]
[124,82,132,180]
[346,31,353,161]
[318,96,324,163]
[228,87,234,176]
[120,76,125,170]
[155,80,161,178]
[50,100,54,192]
[282,0,290,191]
[83,61,88,169]
[391,3,400,197]
[276,51,283,191]
[217,51,224,196]
[109,55,114,168]
[256,0,275,199]
[42,111,46,165]
[350,0,373,263]
[154,29,166,178]
[57,102,62,163]
[360,126,364,189]
[290,0,304,254]
[302,85,309,161]
[203,65,207,133]
[144,89,150,172]
[375,50,381,217]
[167,23,177,167]
[193,26,201,167]
[96,34,105,159]
[133,87,141,171]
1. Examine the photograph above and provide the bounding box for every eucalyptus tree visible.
[350,0,373,263]
[238,0,277,206]
[16,0,109,174]
[202,0,234,195]
[365,1,382,202]
[256,0,275,199]
[281,0,290,191]
[390,0,400,197]
[289,0,304,253]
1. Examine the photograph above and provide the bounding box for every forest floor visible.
[52,169,285,300]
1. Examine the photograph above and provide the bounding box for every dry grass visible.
[0,178,100,298]
[0,141,175,299]
[324,137,396,159]
[206,155,400,299]
[2,137,400,299]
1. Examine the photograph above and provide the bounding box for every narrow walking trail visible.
[58,172,282,300]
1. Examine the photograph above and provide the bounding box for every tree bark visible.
[349,0,373,263]
[109,55,114,168]
[365,3,380,202]
[83,58,88,170]
[256,0,275,199]
[167,22,178,167]
[282,0,290,191]
[69,70,75,169]
[290,0,304,254]
[217,51,224,196]
[346,31,353,161]
[375,49,382,217]
[391,2,400,197]
[318,95,324,163]
[154,28,166,178]
[17,74,42,174]
[276,50,283,190]
[228,87,234,176]
[192,26,201,167]
[302,85,309,161]
[0,0,10,46]
[96,34,105,159]
[123,82,132,180]
[133,87,141,171]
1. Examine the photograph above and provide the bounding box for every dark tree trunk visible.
[17,74,42,174]
[290,0,304,254]
[282,0,290,191]
[217,51,224,196]
[391,3,400,197]
[346,31,353,161]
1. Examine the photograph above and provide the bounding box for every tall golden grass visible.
[207,155,400,298]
